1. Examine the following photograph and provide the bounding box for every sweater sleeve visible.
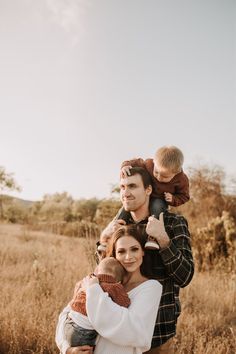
[101,283,131,308]
[55,304,71,354]
[86,280,162,352]
[170,172,190,207]
[160,215,194,287]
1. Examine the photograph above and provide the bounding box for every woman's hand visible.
[81,274,99,291]
[66,346,93,354]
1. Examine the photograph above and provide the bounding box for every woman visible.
[56,224,162,354]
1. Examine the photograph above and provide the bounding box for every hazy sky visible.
[0,0,235,201]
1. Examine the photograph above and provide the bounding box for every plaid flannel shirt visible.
[122,211,194,347]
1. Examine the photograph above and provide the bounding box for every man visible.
[100,166,194,353]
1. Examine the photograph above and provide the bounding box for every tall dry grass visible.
[0,224,92,354]
[0,224,235,354]
[176,271,235,353]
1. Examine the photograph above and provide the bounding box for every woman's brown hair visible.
[107,224,153,278]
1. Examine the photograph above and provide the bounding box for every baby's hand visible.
[120,165,132,177]
[164,192,173,203]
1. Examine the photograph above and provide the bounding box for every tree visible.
[0,166,21,219]
[175,164,234,229]
[94,199,121,229]
[72,198,100,221]
[39,192,74,222]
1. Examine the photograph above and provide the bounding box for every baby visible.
[64,257,130,349]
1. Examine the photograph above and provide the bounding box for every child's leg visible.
[149,198,167,219]
[116,207,131,223]
[64,317,97,347]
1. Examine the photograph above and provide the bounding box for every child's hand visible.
[164,192,173,203]
[120,166,132,177]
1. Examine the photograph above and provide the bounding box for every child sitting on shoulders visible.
[118,145,190,249]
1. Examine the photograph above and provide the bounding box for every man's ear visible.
[146,184,152,196]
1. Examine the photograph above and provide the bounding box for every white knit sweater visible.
[56,279,162,354]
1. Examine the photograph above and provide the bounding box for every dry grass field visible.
[0,223,235,354]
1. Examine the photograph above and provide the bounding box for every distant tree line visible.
[0,166,21,220]
[1,164,236,228]
[1,164,236,270]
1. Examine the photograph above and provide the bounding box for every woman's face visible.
[115,235,144,273]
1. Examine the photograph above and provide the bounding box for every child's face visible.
[95,241,107,264]
[153,162,176,183]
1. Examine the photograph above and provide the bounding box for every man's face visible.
[119,174,151,212]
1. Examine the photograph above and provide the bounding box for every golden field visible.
[0,223,235,354]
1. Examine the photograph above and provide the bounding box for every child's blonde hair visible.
[154,146,184,173]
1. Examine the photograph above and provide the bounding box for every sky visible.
[0,0,235,201]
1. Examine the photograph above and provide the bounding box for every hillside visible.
[0,194,35,208]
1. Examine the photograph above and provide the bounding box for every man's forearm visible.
[160,240,194,287]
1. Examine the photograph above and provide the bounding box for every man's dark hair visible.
[129,167,152,189]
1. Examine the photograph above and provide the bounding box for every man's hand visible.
[164,192,173,203]
[66,346,93,354]
[101,219,126,240]
[146,212,170,249]
[120,165,132,177]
